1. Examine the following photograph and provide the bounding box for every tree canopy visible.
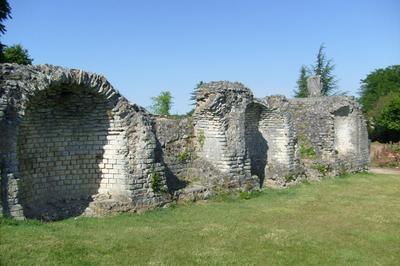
[0,0,11,55]
[294,65,309,97]
[359,65,400,142]
[151,91,173,115]
[294,44,339,97]
[2,44,33,64]
[0,0,11,35]
[312,44,338,95]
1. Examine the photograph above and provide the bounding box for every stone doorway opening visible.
[245,103,269,186]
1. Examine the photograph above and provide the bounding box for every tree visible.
[359,65,400,141]
[312,44,338,95]
[359,65,400,112]
[294,44,339,97]
[294,65,309,97]
[151,91,173,115]
[378,94,400,132]
[2,44,33,65]
[0,0,12,56]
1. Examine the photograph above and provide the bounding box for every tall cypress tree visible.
[312,44,338,95]
[294,65,310,97]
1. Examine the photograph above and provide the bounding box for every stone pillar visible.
[307,76,323,97]
[193,81,256,188]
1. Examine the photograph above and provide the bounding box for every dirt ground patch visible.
[369,167,400,175]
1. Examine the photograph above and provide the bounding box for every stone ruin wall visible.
[0,64,370,220]
[288,97,369,178]
[193,82,256,189]
[245,97,302,186]
[0,64,168,220]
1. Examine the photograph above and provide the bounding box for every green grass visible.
[1,172,400,265]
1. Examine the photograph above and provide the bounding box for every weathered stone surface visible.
[248,96,303,186]
[0,64,169,220]
[307,76,323,97]
[153,116,195,190]
[0,64,370,220]
[193,81,258,189]
[288,96,369,179]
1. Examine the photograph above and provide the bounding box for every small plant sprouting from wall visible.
[312,163,329,176]
[150,166,163,193]
[197,129,205,149]
[177,149,191,163]
[298,134,317,159]
[300,144,316,159]
[284,175,296,182]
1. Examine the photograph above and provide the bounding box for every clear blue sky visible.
[3,0,400,113]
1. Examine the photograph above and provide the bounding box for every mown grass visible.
[1,172,400,265]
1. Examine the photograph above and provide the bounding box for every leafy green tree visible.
[2,44,33,64]
[312,44,338,95]
[359,65,400,112]
[0,0,11,57]
[359,65,400,141]
[294,65,310,97]
[378,94,400,132]
[151,91,173,115]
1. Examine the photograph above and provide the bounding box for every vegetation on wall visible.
[150,166,163,193]
[177,149,191,163]
[359,65,400,142]
[197,129,205,149]
[299,144,316,159]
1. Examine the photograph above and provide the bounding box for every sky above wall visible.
[3,0,400,114]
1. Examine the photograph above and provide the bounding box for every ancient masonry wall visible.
[245,97,301,186]
[0,64,370,220]
[288,97,369,174]
[0,64,168,220]
[193,82,258,189]
[193,83,302,188]
[153,117,195,191]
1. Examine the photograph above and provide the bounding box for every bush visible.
[371,142,400,168]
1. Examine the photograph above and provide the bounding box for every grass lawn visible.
[1,172,400,265]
